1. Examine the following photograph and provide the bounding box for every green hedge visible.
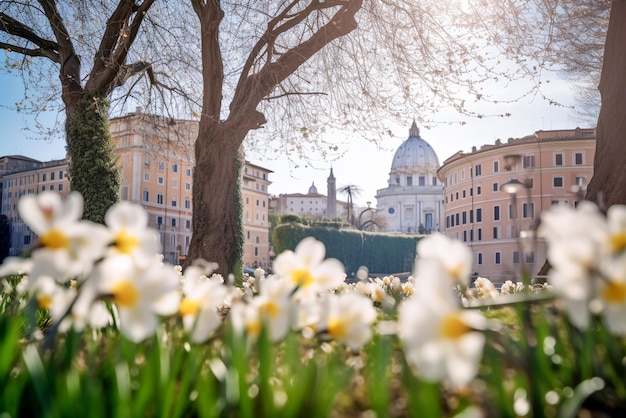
[272,224,421,276]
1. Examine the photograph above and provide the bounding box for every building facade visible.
[269,169,348,219]
[375,121,445,234]
[0,112,272,268]
[437,128,596,281]
[242,162,273,269]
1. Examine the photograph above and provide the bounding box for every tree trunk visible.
[65,93,120,224]
[585,0,626,210]
[186,121,244,281]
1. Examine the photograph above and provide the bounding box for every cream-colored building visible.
[437,128,596,281]
[270,170,348,219]
[375,121,445,234]
[1,112,272,268]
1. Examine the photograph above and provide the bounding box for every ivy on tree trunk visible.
[65,93,120,224]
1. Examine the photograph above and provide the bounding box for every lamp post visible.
[357,201,375,231]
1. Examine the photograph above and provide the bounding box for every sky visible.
[0,71,592,208]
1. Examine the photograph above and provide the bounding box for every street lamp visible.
[357,201,375,231]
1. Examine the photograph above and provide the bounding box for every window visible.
[494,205,500,221]
[462,190,466,198]
[59,171,64,179]
[186,220,191,229]
[58,184,63,191]
[477,228,482,241]
[247,231,251,239]
[523,155,535,168]
[143,190,149,201]
[158,161,164,170]
[172,163,178,173]
[553,177,564,187]
[493,227,499,239]
[474,164,482,176]
[477,253,483,265]
[172,199,177,207]
[185,182,191,190]
[170,234,176,248]
[419,176,426,186]
[575,153,583,165]
[462,211,467,224]
[523,202,535,219]
[495,252,501,265]
[477,186,482,195]
[158,176,164,185]
[432,177,437,186]
[455,192,459,200]
[455,213,460,225]
[526,252,535,264]
[171,218,177,227]
[463,231,467,242]
[470,209,474,223]
[555,153,563,166]
[157,193,163,204]
[493,161,499,173]
[256,199,260,206]
[186,168,192,176]
[157,216,163,225]
[144,159,150,168]
[184,198,191,209]
[513,251,520,264]
[476,208,482,222]
[407,176,413,186]
[493,182,498,192]
[575,176,586,187]
[42,173,47,181]
[526,178,534,188]
[446,216,450,228]
[144,173,150,182]
[508,203,514,219]
[50,172,55,180]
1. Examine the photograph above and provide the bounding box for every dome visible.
[308,182,318,194]
[390,121,440,174]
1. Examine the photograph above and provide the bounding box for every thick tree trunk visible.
[65,93,120,224]
[186,121,244,280]
[585,0,626,209]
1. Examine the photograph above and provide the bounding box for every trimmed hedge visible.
[272,223,421,277]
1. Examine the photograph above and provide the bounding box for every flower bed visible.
[1,192,626,417]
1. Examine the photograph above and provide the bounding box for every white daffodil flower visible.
[398,281,486,387]
[272,237,345,296]
[179,264,229,343]
[94,255,181,342]
[323,291,377,350]
[415,233,473,288]
[105,201,162,268]
[249,276,294,342]
[17,191,109,283]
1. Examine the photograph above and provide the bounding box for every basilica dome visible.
[390,120,440,175]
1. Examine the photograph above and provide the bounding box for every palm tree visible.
[338,184,362,226]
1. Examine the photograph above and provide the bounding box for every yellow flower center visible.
[611,232,626,254]
[39,229,69,249]
[111,280,140,308]
[447,264,464,282]
[37,294,53,310]
[246,318,262,338]
[327,317,347,339]
[260,301,280,318]
[179,297,200,316]
[440,313,471,340]
[603,281,626,304]
[114,229,139,254]
[291,269,314,288]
